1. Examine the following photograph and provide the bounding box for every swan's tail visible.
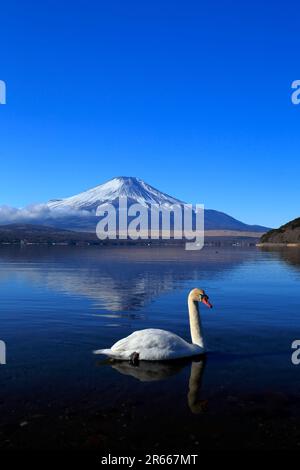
[93,348,112,356]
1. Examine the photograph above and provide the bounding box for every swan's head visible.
[189,288,213,308]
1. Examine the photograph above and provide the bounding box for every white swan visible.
[93,288,213,361]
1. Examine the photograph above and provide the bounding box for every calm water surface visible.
[0,245,300,450]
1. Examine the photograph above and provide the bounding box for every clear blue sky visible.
[0,0,299,227]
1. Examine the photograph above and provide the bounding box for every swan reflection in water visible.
[104,357,208,414]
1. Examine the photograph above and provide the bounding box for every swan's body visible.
[98,328,204,360]
[94,288,212,361]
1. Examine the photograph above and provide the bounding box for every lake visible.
[0,245,300,451]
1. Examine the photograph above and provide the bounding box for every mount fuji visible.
[45,176,269,233]
[47,176,182,211]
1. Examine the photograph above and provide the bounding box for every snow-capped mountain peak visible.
[47,176,183,211]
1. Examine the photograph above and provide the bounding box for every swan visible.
[93,288,213,361]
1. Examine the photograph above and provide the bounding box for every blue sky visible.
[0,0,299,227]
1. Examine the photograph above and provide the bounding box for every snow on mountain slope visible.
[47,177,183,211]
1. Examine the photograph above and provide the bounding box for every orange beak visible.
[202,296,213,308]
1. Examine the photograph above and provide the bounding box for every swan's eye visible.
[199,294,208,301]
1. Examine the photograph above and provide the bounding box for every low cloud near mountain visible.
[0,204,92,224]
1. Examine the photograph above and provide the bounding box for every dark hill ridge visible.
[0,224,97,244]
[260,217,300,244]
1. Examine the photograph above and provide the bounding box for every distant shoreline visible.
[257,242,300,247]
[0,224,265,248]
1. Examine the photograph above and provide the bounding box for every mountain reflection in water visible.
[0,245,260,312]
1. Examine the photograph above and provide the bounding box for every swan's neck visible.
[188,297,204,348]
